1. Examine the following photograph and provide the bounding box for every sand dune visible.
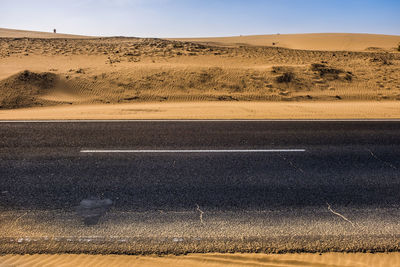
[1,253,400,267]
[171,33,400,51]
[0,29,399,118]
[2,28,399,52]
[0,28,90,39]
[1,36,399,110]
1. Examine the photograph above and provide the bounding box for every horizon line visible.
[2,27,400,39]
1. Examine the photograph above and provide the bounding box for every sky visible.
[1,0,399,37]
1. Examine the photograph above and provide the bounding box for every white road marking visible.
[81,149,306,153]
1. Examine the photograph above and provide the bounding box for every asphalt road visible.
[1,120,400,254]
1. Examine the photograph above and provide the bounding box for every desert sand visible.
[0,28,399,119]
[1,101,400,120]
[0,28,90,39]
[1,253,400,267]
[171,33,400,51]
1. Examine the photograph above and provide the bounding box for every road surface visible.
[0,120,399,254]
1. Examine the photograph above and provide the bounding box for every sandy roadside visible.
[1,253,400,267]
[0,101,399,120]
[0,101,400,120]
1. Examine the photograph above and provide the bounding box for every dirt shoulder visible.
[0,101,399,120]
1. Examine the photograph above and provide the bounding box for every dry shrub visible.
[311,63,353,81]
[16,70,57,88]
[276,72,295,83]
[272,66,296,83]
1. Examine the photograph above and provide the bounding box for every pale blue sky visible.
[1,0,399,37]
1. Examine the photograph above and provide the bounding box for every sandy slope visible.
[0,37,399,110]
[0,28,90,39]
[0,28,399,118]
[1,253,400,267]
[171,33,400,51]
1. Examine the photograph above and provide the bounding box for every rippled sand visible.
[1,253,400,267]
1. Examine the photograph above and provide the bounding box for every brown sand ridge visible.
[171,33,400,51]
[0,27,90,39]
[0,28,400,118]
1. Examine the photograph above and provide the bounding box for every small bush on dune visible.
[398,44,400,52]
[272,66,297,84]
[276,72,295,83]
[310,63,355,81]
[16,70,57,89]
